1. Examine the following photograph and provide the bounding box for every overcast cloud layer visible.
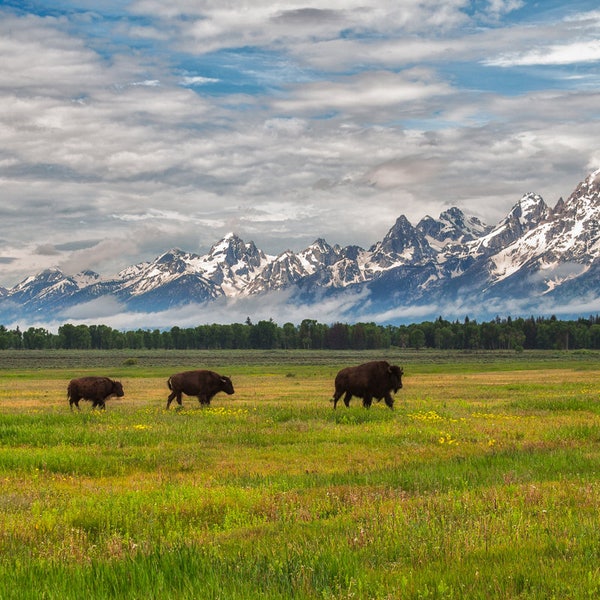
[1,1,599,293]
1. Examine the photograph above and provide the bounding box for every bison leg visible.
[343,392,352,407]
[384,393,394,409]
[362,395,373,409]
[69,397,81,411]
[198,395,210,406]
[166,391,182,409]
[332,389,343,409]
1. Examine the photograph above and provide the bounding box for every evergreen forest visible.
[2,315,600,351]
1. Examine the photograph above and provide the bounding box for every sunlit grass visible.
[1,351,600,598]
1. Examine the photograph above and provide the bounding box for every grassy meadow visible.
[1,349,600,598]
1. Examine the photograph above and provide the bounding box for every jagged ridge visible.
[1,169,599,322]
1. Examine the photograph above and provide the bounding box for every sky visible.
[1,0,599,293]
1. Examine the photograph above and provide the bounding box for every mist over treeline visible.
[3,315,600,351]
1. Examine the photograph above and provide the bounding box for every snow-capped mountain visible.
[2,169,599,323]
[7,269,85,316]
[200,233,272,295]
[482,169,600,301]
[367,215,438,272]
[472,192,551,256]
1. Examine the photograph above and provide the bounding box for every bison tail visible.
[167,377,173,391]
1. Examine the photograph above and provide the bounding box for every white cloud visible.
[180,76,220,86]
[485,40,600,67]
[131,79,161,87]
[486,0,525,18]
[272,70,453,116]
[50,287,375,330]
[0,15,105,93]
[61,297,127,320]
[58,238,142,277]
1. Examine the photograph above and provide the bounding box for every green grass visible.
[1,350,600,598]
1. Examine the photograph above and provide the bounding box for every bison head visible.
[220,376,235,395]
[388,365,404,393]
[113,381,125,397]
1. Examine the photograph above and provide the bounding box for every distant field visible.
[1,346,598,374]
[1,349,599,598]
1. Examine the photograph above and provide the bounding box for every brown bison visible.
[166,370,235,409]
[332,360,403,409]
[68,376,124,410]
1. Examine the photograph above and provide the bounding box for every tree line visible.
[1,315,600,351]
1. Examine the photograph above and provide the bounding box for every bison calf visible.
[332,360,403,409]
[68,376,124,410]
[166,369,234,409]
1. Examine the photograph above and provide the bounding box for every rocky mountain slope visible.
[2,169,599,323]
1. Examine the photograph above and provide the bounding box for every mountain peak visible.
[299,238,340,269]
[210,232,242,251]
[8,267,79,306]
[14,267,65,290]
[588,167,600,184]
[157,248,186,261]
[153,249,192,273]
[417,207,490,249]
[207,232,266,269]
[369,215,436,268]
[510,192,549,225]
[544,168,600,241]
[566,168,600,208]
[309,238,330,250]
[209,233,244,257]
[476,193,549,253]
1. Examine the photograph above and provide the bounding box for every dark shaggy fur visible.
[332,360,403,409]
[68,376,124,410]
[166,370,235,409]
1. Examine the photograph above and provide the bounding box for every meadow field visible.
[0,348,599,599]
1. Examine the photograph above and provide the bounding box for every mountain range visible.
[2,168,599,325]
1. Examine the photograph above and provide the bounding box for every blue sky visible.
[1,0,599,295]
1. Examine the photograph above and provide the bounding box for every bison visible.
[166,369,235,409]
[68,376,124,410]
[332,360,403,409]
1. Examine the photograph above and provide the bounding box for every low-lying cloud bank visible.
[7,288,600,333]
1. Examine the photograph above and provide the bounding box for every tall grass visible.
[1,350,600,598]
